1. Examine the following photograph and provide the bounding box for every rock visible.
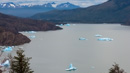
[0,28,30,46]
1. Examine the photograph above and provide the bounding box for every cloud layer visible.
[0,0,107,7]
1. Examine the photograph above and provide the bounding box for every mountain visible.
[0,13,62,31]
[31,0,130,23]
[0,2,20,8]
[56,2,80,10]
[0,2,80,17]
[0,2,55,17]
[0,12,62,46]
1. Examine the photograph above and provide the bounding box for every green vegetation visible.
[109,63,126,73]
[10,49,34,73]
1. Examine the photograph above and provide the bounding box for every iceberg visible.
[66,64,77,71]
[65,24,71,26]
[2,47,13,52]
[95,34,102,37]
[60,24,63,26]
[29,35,36,39]
[26,31,36,33]
[0,60,10,68]
[98,38,113,41]
[79,37,87,40]
[56,24,63,26]
[55,25,59,26]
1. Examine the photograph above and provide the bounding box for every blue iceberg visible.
[65,24,71,26]
[79,37,87,40]
[98,38,113,41]
[66,64,77,71]
[0,60,10,68]
[95,34,102,37]
[2,47,13,52]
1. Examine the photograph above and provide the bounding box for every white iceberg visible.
[79,37,87,40]
[0,60,10,68]
[95,34,102,37]
[66,64,77,71]
[56,24,63,26]
[2,47,13,52]
[98,38,113,41]
[26,31,36,33]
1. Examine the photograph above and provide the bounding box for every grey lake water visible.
[20,24,130,73]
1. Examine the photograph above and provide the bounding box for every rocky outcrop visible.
[0,27,30,46]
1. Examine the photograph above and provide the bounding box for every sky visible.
[0,0,108,7]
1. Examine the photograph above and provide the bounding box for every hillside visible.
[0,13,62,46]
[0,13,62,31]
[31,0,130,23]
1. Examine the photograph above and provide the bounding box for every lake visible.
[20,24,130,73]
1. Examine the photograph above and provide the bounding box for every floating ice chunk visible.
[98,38,113,41]
[79,37,87,40]
[26,31,36,33]
[0,60,10,68]
[55,25,59,26]
[60,24,63,26]
[95,34,102,37]
[66,64,77,71]
[56,24,63,26]
[65,24,71,26]
[29,35,36,39]
[2,47,13,52]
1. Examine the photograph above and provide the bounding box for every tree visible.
[109,63,126,73]
[10,49,34,73]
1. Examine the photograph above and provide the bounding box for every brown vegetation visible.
[0,13,62,46]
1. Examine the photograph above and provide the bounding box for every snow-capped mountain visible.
[50,2,58,8]
[0,2,20,8]
[0,2,80,17]
[0,2,80,9]
[56,2,80,10]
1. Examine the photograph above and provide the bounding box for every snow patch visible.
[10,4,16,8]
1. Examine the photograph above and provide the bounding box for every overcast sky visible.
[0,0,107,7]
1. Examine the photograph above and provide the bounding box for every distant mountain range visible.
[31,0,130,23]
[0,2,80,17]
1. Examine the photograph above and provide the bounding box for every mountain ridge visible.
[31,0,130,23]
[0,2,80,17]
